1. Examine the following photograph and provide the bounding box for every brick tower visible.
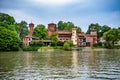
[47,23,56,37]
[29,22,34,36]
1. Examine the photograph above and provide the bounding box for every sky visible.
[0,0,120,32]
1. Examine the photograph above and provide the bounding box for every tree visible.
[86,23,111,38]
[0,13,15,26]
[0,26,21,51]
[57,21,74,31]
[33,24,47,40]
[51,32,57,42]
[103,28,120,48]
[0,13,19,32]
[76,27,82,33]
[17,21,29,38]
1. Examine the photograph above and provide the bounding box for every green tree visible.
[76,27,82,33]
[103,28,120,48]
[33,24,47,40]
[63,42,70,50]
[17,21,29,38]
[57,21,74,31]
[86,23,111,38]
[0,26,21,51]
[0,13,19,32]
[0,13,15,26]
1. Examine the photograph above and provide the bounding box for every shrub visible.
[22,46,39,51]
[63,42,70,50]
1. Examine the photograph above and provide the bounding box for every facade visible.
[47,23,97,46]
[23,22,97,46]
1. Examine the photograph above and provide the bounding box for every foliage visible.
[30,41,43,47]
[0,13,19,33]
[86,23,111,38]
[33,24,47,40]
[76,27,82,33]
[57,41,64,46]
[63,42,70,50]
[51,32,57,42]
[0,13,15,27]
[22,46,39,51]
[0,26,21,51]
[103,28,120,48]
[17,21,29,38]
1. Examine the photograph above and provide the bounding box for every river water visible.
[0,49,120,80]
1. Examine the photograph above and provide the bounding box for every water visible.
[0,49,120,80]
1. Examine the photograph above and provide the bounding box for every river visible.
[0,49,120,80]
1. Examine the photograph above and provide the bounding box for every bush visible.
[22,46,39,51]
[104,42,114,49]
[57,41,64,46]
[63,42,70,50]
[30,41,43,47]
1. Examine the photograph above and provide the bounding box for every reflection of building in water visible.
[72,50,78,68]
[72,50,79,76]
[23,52,32,68]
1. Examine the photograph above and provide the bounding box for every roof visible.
[57,30,72,34]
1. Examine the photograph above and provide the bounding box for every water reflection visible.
[0,49,120,80]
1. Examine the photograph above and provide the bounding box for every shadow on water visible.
[0,49,120,80]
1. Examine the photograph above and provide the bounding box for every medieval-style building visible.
[23,22,97,46]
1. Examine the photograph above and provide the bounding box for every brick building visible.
[23,22,97,46]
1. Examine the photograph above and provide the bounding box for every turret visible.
[47,23,56,37]
[72,26,77,45]
[90,28,97,36]
[29,22,34,36]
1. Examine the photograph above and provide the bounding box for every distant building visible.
[23,22,39,46]
[23,22,98,46]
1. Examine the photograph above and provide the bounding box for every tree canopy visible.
[86,23,111,38]
[33,24,47,40]
[103,28,120,48]
[0,13,19,32]
[17,21,29,38]
[57,21,82,33]
[0,26,21,51]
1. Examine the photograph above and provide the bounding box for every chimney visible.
[29,22,34,36]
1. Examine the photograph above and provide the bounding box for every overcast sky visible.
[0,0,120,32]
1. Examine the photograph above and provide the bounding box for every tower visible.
[90,28,97,36]
[47,23,56,37]
[29,22,34,36]
[72,26,77,45]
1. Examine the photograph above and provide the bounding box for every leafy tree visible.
[33,24,47,40]
[17,21,29,38]
[57,21,74,31]
[76,27,82,33]
[103,28,120,48]
[86,23,111,38]
[0,26,21,51]
[0,13,19,32]
[0,13,15,26]
[51,32,57,42]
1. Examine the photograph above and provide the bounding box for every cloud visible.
[28,0,80,7]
